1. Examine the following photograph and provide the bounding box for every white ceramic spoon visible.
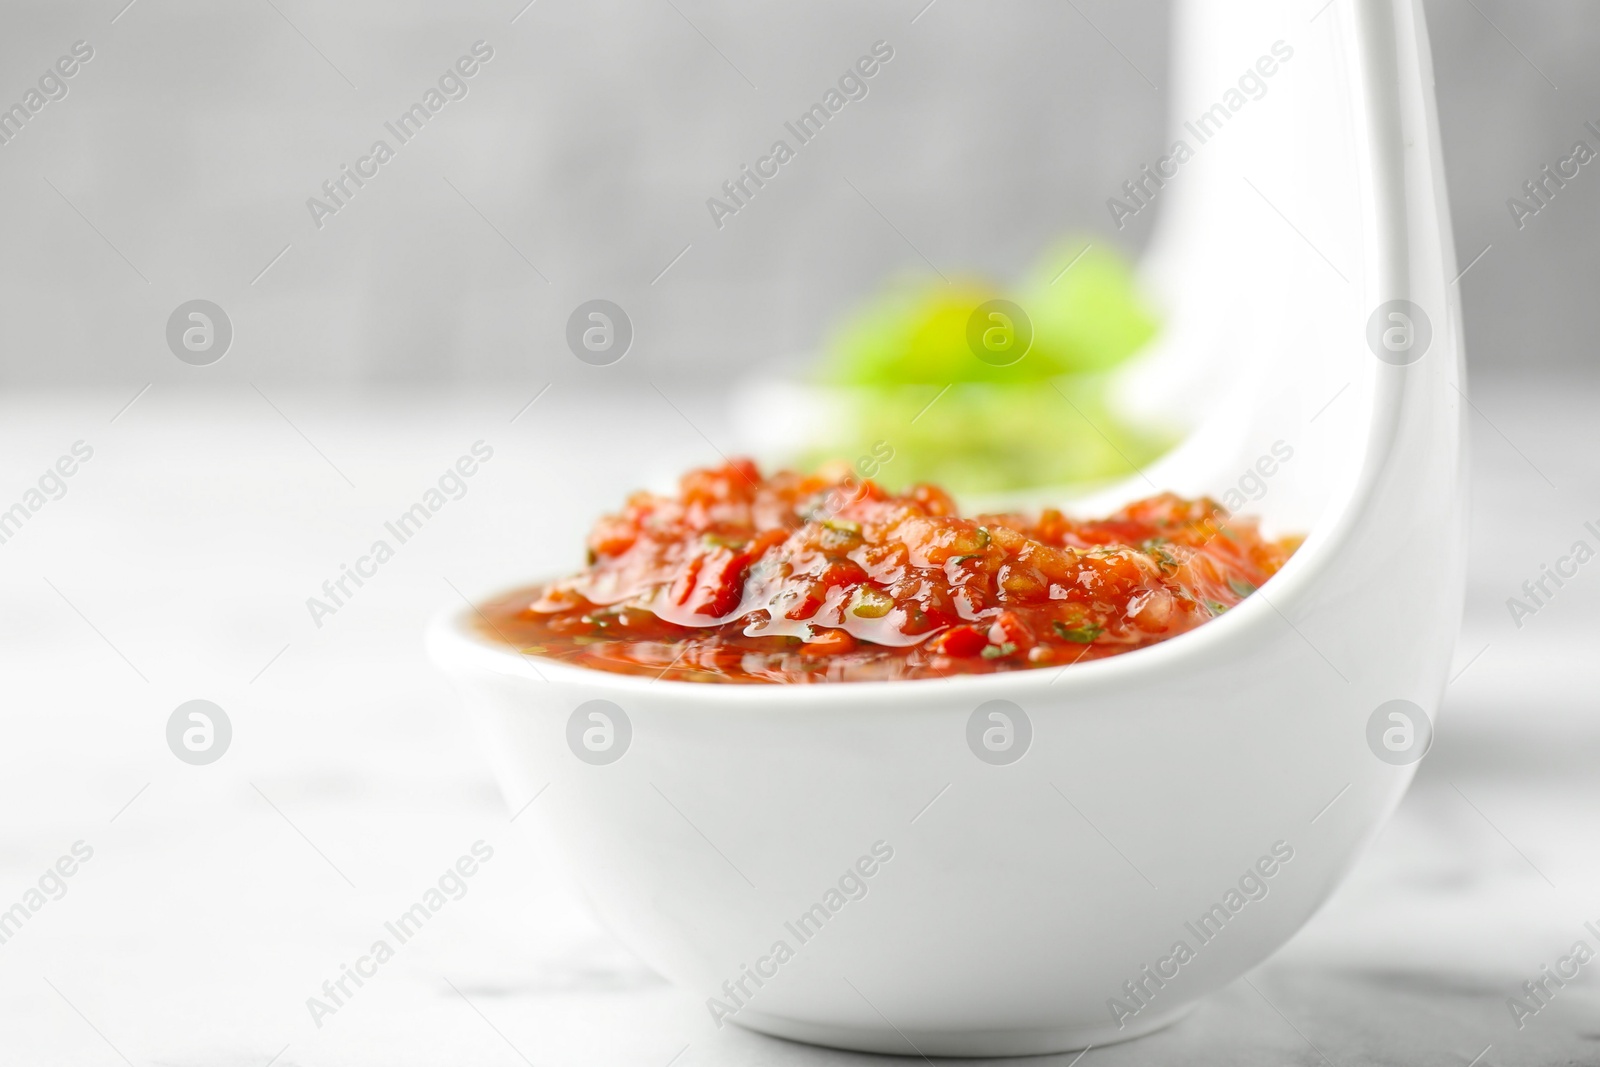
[430,0,1465,1054]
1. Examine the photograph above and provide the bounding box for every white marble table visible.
[1,378,1596,1065]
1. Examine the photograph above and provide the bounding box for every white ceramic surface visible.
[429,0,1467,1054]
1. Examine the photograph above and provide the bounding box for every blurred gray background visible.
[0,0,1593,386]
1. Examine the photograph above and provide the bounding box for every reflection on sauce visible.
[476,459,1299,684]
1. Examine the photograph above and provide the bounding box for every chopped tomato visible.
[476,460,1298,683]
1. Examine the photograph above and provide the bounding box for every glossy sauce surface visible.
[476,460,1299,683]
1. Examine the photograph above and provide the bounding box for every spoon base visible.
[731,1000,1197,1057]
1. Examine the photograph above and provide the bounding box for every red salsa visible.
[476,459,1299,683]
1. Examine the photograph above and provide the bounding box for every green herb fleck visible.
[1204,598,1229,616]
[1052,620,1103,644]
[1227,578,1258,597]
[981,642,1017,659]
[1141,538,1178,569]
